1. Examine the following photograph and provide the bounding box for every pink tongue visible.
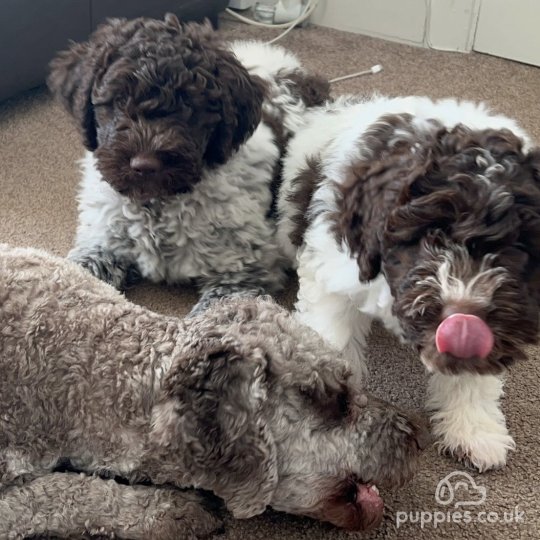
[436,313,494,359]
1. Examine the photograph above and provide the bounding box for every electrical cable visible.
[226,1,384,82]
[225,0,318,30]
[266,0,318,44]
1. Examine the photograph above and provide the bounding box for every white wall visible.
[474,0,540,67]
[311,0,480,52]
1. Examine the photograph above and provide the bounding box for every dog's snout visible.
[130,153,163,174]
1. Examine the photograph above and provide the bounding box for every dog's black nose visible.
[130,154,162,174]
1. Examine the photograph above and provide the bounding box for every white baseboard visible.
[311,0,480,52]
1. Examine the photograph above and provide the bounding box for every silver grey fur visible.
[0,245,426,538]
[59,35,320,313]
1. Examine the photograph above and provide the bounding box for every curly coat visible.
[332,115,540,374]
[0,245,425,538]
[48,14,264,196]
[276,94,540,473]
[47,14,330,312]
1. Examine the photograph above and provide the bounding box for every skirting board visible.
[311,0,481,52]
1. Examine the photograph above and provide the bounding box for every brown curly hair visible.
[333,114,540,374]
[48,14,267,200]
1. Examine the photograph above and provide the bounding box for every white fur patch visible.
[427,372,514,471]
[278,95,529,348]
[438,255,508,306]
[277,94,531,471]
[72,41,315,290]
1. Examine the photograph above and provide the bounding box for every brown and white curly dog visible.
[277,95,540,472]
[47,14,329,315]
[0,245,426,538]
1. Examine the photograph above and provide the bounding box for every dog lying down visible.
[0,245,426,538]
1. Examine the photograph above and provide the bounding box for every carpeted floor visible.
[1,17,539,539]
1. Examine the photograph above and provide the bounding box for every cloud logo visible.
[435,471,487,508]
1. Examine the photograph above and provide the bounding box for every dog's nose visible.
[130,154,163,174]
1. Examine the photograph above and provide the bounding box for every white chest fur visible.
[74,123,280,284]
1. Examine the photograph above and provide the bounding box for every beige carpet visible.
[1,17,539,539]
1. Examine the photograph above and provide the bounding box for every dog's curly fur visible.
[333,115,540,375]
[0,244,426,538]
[276,95,540,472]
[47,14,329,311]
[48,15,265,195]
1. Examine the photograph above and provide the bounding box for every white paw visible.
[432,413,515,472]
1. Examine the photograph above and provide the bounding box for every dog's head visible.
[336,113,540,374]
[48,14,266,200]
[150,297,425,531]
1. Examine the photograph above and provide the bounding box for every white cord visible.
[225,6,288,28]
[266,1,318,44]
[226,2,383,81]
[225,0,318,32]
[329,64,383,83]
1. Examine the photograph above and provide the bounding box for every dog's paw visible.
[432,418,515,472]
[145,490,223,540]
[68,249,131,290]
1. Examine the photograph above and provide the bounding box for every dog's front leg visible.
[0,472,221,539]
[295,285,372,376]
[427,372,515,472]
[68,245,140,290]
[189,282,267,317]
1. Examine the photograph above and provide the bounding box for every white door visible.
[474,0,540,67]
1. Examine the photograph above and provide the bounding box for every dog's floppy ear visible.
[334,152,431,282]
[152,335,277,518]
[48,39,101,150]
[333,162,385,281]
[332,114,436,282]
[202,47,267,166]
[510,147,540,253]
[48,17,139,150]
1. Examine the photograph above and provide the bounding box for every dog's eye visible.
[499,246,530,271]
[299,385,351,422]
[387,254,401,266]
[335,391,350,417]
[467,240,479,255]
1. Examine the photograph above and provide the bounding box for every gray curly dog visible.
[0,245,426,538]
